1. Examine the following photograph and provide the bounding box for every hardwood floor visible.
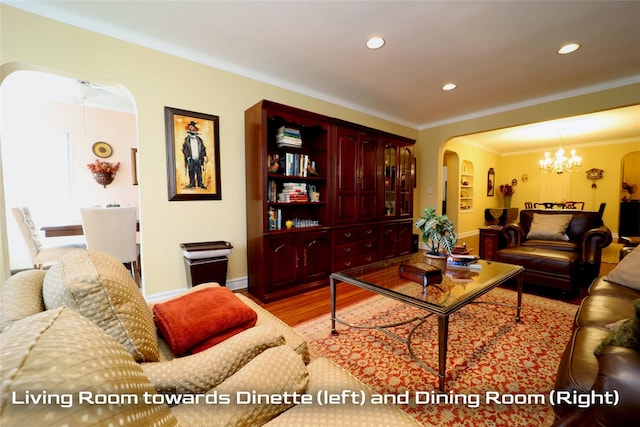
[239,235,480,326]
[239,283,372,327]
[239,234,618,327]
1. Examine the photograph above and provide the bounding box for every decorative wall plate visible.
[92,141,112,158]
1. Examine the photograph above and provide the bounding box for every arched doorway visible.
[619,151,640,238]
[442,150,459,227]
[0,69,138,276]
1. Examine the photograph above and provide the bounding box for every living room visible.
[1,3,639,296]
[1,2,640,426]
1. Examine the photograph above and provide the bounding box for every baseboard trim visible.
[145,276,248,302]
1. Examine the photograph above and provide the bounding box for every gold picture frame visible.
[164,107,222,201]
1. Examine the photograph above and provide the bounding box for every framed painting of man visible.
[164,107,222,201]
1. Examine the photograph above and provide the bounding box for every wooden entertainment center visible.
[245,100,416,302]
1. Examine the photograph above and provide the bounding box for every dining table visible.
[41,221,140,238]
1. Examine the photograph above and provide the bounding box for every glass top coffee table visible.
[330,252,524,392]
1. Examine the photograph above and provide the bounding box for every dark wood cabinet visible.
[381,220,414,260]
[383,139,414,219]
[479,226,506,261]
[245,100,414,301]
[397,221,414,255]
[619,201,640,237]
[263,231,331,300]
[332,225,379,270]
[333,125,380,224]
[264,234,298,293]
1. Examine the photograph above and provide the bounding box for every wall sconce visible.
[87,159,120,188]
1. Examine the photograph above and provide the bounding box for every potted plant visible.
[415,206,457,271]
[87,159,120,188]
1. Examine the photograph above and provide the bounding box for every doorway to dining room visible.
[0,69,138,273]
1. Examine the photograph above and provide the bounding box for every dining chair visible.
[562,201,585,210]
[598,202,606,218]
[524,202,533,209]
[80,206,140,283]
[11,207,86,269]
[535,202,565,209]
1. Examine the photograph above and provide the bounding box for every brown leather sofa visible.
[496,209,611,296]
[552,275,640,426]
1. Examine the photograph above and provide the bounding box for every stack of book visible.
[447,254,481,270]
[278,182,308,203]
[276,126,302,148]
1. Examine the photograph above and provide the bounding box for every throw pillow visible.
[0,269,46,332]
[171,345,308,426]
[604,245,640,290]
[153,286,258,356]
[526,213,572,241]
[42,250,159,362]
[594,299,640,355]
[0,307,177,426]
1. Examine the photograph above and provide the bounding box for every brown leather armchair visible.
[496,209,611,295]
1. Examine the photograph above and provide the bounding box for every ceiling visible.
[6,1,640,153]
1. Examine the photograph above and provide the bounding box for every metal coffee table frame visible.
[330,255,524,392]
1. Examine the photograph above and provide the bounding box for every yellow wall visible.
[499,142,640,230]
[440,140,502,236]
[0,5,416,291]
[418,87,640,237]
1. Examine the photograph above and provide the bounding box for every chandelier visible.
[539,147,582,174]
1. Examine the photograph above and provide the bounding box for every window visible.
[2,127,74,268]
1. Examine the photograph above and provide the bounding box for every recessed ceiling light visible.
[442,83,457,91]
[557,43,580,55]
[366,36,385,49]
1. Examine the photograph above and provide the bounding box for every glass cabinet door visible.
[384,144,397,217]
[399,146,412,216]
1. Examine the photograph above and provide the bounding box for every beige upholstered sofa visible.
[0,250,421,426]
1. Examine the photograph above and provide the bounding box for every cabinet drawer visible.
[335,241,359,257]
[333,225,379,245]
[359,226,378,239]
[333,229,359,244]
[334,256,359,270]
[357,253,377,265]
[360,238,378,254]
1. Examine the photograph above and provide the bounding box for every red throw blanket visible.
[153,287,257,356]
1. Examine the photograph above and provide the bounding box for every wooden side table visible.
[479,226,507,261]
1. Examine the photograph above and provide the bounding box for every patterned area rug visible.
[295,287,577,426]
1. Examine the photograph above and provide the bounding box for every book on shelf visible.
[278,153,316,177]
[267,180,277,202]
[276,126,302,148]
[268,208,283,230]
